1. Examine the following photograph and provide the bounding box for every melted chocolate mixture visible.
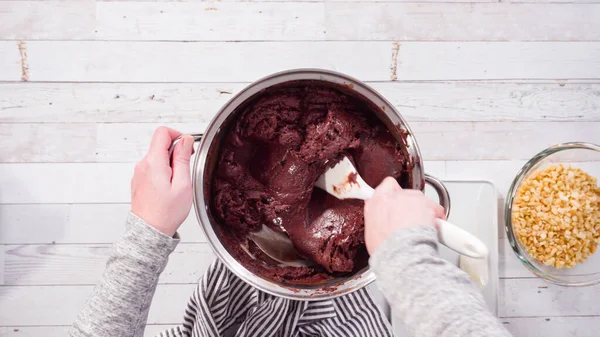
[211,82,411,284]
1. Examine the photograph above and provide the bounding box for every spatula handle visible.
[436,219,488,258]
[425,175,488,259]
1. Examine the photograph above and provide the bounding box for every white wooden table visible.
[0,1,599,336]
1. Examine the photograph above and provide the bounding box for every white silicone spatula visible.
[315,157,489,259]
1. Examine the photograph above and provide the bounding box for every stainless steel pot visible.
[183,69,451,300]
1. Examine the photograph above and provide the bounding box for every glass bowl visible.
[505,142,600,286]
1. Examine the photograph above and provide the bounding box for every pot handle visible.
[424,174,450,219]
[168,133,204,161]
[425,174,489,259]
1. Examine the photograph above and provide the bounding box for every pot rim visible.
[192,68,425,300]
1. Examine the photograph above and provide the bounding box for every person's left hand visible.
[131,127,194,237]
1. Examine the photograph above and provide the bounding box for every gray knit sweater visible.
[69,213,511,337]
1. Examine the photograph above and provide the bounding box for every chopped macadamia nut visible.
[512,165,600,268]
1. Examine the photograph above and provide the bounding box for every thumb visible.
[171,135,194,189]
[374,177,401,195]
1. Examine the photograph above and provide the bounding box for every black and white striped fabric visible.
[157,260,393,337]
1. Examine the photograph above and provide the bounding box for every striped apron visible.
[157,260,393,337]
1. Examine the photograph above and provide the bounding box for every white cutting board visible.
[367,181,499,337]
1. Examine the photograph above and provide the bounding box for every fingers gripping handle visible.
[425,174,489,259]
[168,134,204,163]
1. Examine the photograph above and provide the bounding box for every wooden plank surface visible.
[3,318,600,337]
[502,317,600,337]
[94,0,495,2]
[0,204,206,244]
[0,163,132,204]
[1,0,599,334]
[324,3,600,41]
[2,82,600,123]
[0,161,444,202]
[445,160,600,197]
[0,325,176,337]
[1,122,597,162]
[0,41,391,82]
[499,279,600,317]
[95,122,208,162]
[6,2,600,41]
[0,279,597,326]
[96,2,326,41]
[391,42,600,81]
[0,284,196,325]
[5,317,598,337]
[0,244,4,285]
[1,162,595,279]
[3,2,599,41]
[0,239,534,286]
[0,159,595,204]
[0,1,95,40]
[0,123,98,163]
[0,41,23,80]
[1,41,600,82]
[409,122,599,161]
[3,243,214,285]
[338,0,598,3]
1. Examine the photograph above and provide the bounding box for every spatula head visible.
[315,157,374,200]
[249,225,313,268]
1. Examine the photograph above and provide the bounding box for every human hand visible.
[364,177,446,254]
[131,127,195,237]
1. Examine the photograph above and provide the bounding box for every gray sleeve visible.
[69,213,180,337]
[370,226,511,337]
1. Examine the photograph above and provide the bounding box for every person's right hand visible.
[364,177,446,254]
